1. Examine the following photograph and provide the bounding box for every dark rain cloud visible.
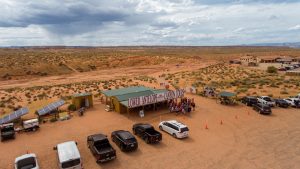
[0,1,163,35]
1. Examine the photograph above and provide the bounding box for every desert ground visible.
[0,95,300,169]
[0,47,300,169]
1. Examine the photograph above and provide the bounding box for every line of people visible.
[168,98,196,115]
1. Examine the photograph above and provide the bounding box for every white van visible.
[15,153,39,169]
[54,141,83,169]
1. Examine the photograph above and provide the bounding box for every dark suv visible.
[1,123,15,141]
[253,103,272,115]
[111,130,138,152]
[241,96,257,106]
[274,99,289,108]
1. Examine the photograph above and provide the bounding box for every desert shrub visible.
[267,66,277,74]
[68,104,76,111]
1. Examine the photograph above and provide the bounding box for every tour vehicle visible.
[15,153,39,169]
[87,133,116,163]
[159,120,189,139]
[111,130,138,152]
[53,141,83,169]
[132,123,162,144]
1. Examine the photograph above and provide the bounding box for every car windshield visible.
[95,139,109,147]
[264,97,272,101]
[16,157,36,169]
[180,127,189,132]
[126,138,136,143]
[1,126,13,132]
[61,158,80,168]
[145,127,154,132]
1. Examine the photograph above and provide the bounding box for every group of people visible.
[168,98,196,115]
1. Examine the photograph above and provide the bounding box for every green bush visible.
[68,104,77,111]
[267,66,277,74]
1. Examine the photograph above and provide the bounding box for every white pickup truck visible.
[23,119,39,132]
[257,96,276,107]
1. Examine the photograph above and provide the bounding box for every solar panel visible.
[0,107,29,125]
[37,100,65,116]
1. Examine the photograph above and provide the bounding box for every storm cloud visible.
[0,0,299,46]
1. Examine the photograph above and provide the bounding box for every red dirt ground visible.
[1,94,299,169]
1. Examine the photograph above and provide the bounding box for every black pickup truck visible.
[1,123,15,142]
[87,134,116,163]
[132,123,162,144]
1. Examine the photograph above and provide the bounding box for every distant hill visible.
[247,42,300,48]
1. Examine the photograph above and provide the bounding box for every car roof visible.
[115,130,134,140]
[135,123,153,129]
[23,119,38,124]
[56,141,80,163]
[166,120,187,128]
[89,134,107,142]
[15,153,37,163]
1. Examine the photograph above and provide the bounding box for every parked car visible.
[278,67,286,71]
[1,123,15,142]
[15,153,39,169]
[285,98,300,108]
[284,98,296,107]
[241,96,257,106]
[257,96,276,107]
[111,130,138,152]
[53,141,83,169]
[87,133,116,163]
[159,120,189,139]
[274,99,289,108]
[23,119,39,132]
[253,103,272,115]
[132,123,162,144]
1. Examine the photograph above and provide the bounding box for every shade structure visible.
[0,107,29,125]
[37,100,65,116]
[219,91,236,97]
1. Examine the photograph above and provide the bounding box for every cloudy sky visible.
[0,0,300,46]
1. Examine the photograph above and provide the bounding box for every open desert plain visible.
[0,47,300,169]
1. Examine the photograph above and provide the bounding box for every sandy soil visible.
[1,94,299,169]
[0,61,212,90]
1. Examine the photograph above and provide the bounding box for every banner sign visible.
[128,89,185,108]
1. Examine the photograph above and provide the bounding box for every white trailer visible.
[23,119,39,132]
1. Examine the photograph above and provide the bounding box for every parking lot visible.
[1,95,300,169]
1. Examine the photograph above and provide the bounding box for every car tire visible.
[172,133,177,138]
[159,126,163,131]
[145,137,150,144]
[120,144,125,151]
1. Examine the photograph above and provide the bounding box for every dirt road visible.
[0,62,211,90]
[1,95,299,169]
